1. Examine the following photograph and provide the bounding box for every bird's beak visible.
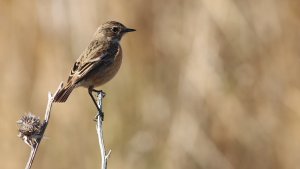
[123,28,136,33]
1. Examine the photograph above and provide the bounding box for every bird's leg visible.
[88,87,104,121]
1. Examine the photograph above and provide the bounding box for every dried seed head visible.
[17,113,42,147]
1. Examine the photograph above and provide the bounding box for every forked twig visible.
[17,83,63,169]
[94,90,111,169]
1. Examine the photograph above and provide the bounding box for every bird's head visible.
[95,21,136,42]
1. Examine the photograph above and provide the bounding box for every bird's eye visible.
[111,27,120,33]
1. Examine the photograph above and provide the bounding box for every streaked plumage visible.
[54,21,135,102]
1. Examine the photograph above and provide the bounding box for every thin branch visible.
[94,90,111,169]
[22,82,63,169]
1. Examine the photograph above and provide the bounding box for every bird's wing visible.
[66,40,118,86]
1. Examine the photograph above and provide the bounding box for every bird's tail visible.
[53,84,75,102]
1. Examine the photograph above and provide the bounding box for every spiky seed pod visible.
[17,113,42,147]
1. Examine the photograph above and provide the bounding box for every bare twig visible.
[18,83,63,169]
[94,90,111,169]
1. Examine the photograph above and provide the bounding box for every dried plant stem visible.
[25,147,37,169]
[25,83,63,169]
[95,90,111,169]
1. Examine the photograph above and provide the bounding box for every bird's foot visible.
[94,111,104,122]
[92,89,106,97]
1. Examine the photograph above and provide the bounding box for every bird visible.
[53,21,135,104]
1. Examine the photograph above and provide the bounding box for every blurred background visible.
[1,0,300,169]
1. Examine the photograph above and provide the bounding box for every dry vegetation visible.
[1,0,300,169]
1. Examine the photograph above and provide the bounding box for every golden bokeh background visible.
[1,0,300,168]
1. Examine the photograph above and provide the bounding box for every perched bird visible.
[54,21,135,103]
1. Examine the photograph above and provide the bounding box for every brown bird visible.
[54,21,135,104]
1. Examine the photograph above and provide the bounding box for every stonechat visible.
[54,21,135,103]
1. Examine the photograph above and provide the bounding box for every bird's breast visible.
[81,46,123,88]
